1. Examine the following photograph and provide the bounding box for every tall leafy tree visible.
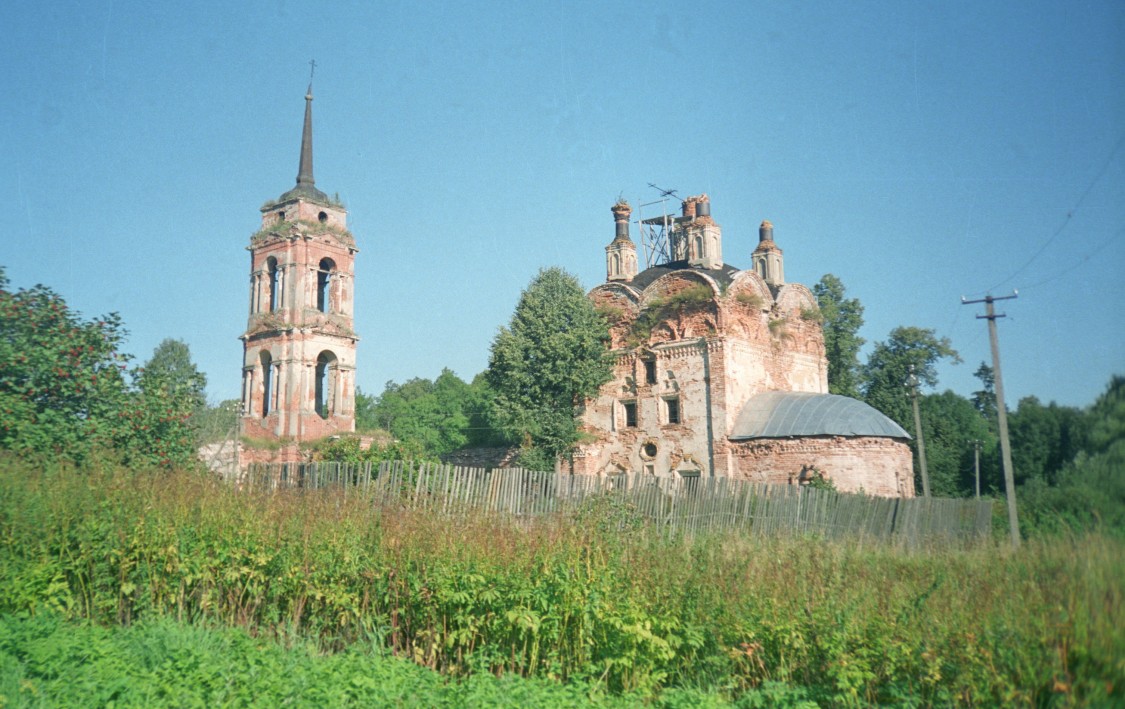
[917,390,996,497]
[137,339,207,414]
[862,326,961,428]
[0,269,131,459]
[813,274,865,398]
[1008,396,1086,486]
[0,269,198,467]
[1018,375,1125,537]
[357,369,486,457]
[970,362,998,424]
[486,267,612,470]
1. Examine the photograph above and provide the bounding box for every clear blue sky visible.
[3,0,1122,409]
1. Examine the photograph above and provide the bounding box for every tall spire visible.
[277,78,329,204]
[296,84,315,189]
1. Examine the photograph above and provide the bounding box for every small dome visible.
[730,392,910,440]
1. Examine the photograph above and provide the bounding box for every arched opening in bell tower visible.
[266,257,280,312]
[315,350,338,418]
[317,258,336,313]
[260,350,273,417]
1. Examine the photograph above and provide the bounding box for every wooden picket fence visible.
[241,461,994,547]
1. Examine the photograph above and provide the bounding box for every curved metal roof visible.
[730,392,910,440]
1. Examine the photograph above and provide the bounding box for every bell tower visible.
[239,84,359,442]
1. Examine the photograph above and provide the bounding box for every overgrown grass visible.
[0,456,1121,705]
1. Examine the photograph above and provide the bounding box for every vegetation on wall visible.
[250,219,355,247]
[628,283,714,346]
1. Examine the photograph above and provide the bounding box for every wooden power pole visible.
[907,365,930,498]
[971,439,981,499]
[962,292,1020,549]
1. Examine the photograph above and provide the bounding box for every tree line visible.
[2,264,1120,537]
[814,273,1123,535]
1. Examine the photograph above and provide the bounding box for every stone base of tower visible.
[240,411,354,441]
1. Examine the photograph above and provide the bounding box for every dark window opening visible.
[315,351,337,418]
[623,401,637,428]
[666,398,681,425]
[260,352,273,417]
[642,442,658,459]
[318,211,328,223]
[643,360,657,385]
[317,258,336,313]
[267,257,279,312]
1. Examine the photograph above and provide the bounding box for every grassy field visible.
[1,456,1121,706]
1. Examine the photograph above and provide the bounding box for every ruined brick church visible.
[234,87,913,495]
[574,196,915,496]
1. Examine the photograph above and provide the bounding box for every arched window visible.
[317,258,336,313]
[260,351,273,417]
[693,235,704,259]
[610,253,620,275]
[315,350,338,418]
[266,257,279,312]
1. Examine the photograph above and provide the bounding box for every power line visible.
[1018,224,1125,292]
[978,132,1125,295]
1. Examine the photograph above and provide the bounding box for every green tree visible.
[485,267,612,469]
[813,274,865,398]
[0,269,131,459]
[862,326,961,428]
[0,270,200,468]
[354,386,378,432]
[137,338,207,414]
[1008,396,1086,486]
[970,362,998,425]
[193,398,240,446]
[1018,375,1125,537]
[357,369,489,457]
[917,390,995,496]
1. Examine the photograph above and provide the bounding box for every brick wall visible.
[729,436,915,497]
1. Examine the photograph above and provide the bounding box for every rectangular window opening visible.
[623,401,637,428]
[643,360,657,385]
[665,397,681,425]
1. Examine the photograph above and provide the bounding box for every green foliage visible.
[917,390,995,497]
[308,434,433,465]
[138,338,207,413]
[628,284,713,345]
[250,218,354,246]
[1008,395,1087,486]
[734,291,764,310]
[1,459,1123,705]
[971,361,998,425]
[192,398,241,446]
[813,274,865,398]
[1017,376,1125,538]
[0,269,131,459]
[862,326,961,429]
[0,269,199,467]
[354,370,503,457]
[486,268,613,468]
[0,614,642,708]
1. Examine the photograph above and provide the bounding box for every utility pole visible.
[962,292,1020,549]
[971,439,981,499]
[907,365,930,498]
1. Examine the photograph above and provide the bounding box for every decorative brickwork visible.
[237,87,360,458]
[578,194,913,496]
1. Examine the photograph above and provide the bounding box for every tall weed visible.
[0,455,1121,705]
